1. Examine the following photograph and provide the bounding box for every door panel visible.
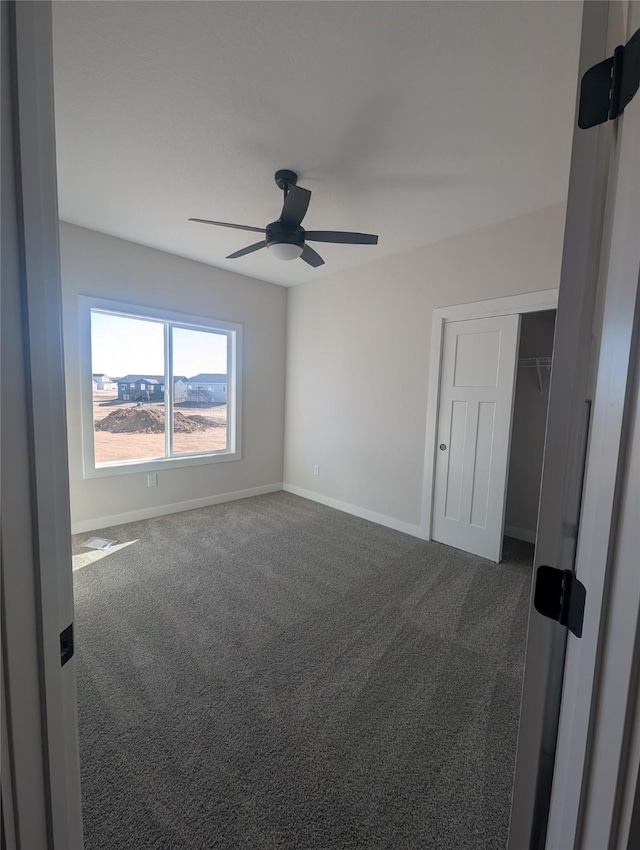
[444,399,467,520]
[432,315,520,562]
[454,330,501,386]
[471,400,496,528]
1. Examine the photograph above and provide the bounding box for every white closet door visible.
[431,314,520,562]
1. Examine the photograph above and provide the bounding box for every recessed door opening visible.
[504,310,557,554]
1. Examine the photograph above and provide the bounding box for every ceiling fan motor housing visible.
[265,222,304,250]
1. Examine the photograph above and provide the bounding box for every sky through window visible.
[90,311,228,377]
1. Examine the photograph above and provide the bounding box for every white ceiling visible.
[52,1,583,287]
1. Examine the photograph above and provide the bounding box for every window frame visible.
[79,295,242,478]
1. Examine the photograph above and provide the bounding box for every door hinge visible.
[578,27,640,129]
[60,623,74,666]
[534,566,586,638]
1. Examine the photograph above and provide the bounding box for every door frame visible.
[2,1,83,847]
[545,0,640,844]
[509,3,633,847]
[420,288,559,541]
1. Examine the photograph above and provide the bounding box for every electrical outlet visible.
[147,473,158,487]
[313,464,320,476]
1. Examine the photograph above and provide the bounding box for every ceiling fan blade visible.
[300,244,324,268]
[280,185,311,230]
[189,218,265,234]
[304,231,378,245]
[226,241,267,259]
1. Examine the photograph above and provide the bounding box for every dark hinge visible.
[60,623,74,666]
[534,566,586,638]
[578,27,640,129]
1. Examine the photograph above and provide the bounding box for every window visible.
[82,298,241,476]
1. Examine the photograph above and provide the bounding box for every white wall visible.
[505,310,556,541]
[284,204,567,531]
[60,222,287,531]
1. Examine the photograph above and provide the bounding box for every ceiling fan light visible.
[268,241,303,261]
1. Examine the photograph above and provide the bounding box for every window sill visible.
[84,449,240,479]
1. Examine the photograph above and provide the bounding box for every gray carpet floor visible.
[72,492,533,850]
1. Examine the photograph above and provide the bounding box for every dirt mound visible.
[96,408,164,434]
[96,408,221,434]
[173,412,224,432]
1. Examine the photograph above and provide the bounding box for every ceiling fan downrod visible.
[274,169,298,196]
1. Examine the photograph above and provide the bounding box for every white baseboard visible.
[283,483,423,539]
[504,524,536,544]
[71,483,283,534]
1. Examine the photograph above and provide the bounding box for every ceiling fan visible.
[189,169,378,268]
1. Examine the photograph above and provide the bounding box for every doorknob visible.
[439,443,447,451]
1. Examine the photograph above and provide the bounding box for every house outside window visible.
[83,297,241,477]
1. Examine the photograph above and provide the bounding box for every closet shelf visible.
[518,356,552,392]
[518,356,552,368]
